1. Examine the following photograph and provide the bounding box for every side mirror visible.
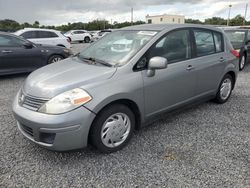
[147,56,168,77]
[23,42,33,49]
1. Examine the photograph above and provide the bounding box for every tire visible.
[239,54,246,71]
[47,55,64,64]
[214,74,233,104]
[89,104,135,153]
[84,37,90,43]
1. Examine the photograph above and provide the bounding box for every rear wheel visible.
[47,55,63,64]
[214,74,233,104]
[239,54,246,71]
[89,104,135,153]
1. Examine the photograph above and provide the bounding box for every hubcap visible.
[101,113,131,148]
[220,78,232,100]
[240,56,245,69]
[52,57,62,63]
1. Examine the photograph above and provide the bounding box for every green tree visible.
[204,17,227,25]
[185,18,203,24]
[230,15,246,26]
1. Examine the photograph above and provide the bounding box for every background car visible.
[91,29,113,42]
[0,32,72,75]
[14,28,71,49]
[223,29,250,70]
[64,30,92,43]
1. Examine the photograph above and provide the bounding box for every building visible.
[146,14,185,24]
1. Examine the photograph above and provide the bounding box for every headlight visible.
[38,88,92,114]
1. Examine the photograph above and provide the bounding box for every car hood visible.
[23,57,117,98]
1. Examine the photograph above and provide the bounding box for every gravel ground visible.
[0,48,250,187]
[71,43,90,54]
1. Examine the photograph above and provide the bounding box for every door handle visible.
[1,50,13,53]
[186,65,194,71]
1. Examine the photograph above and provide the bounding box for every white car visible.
[15,28,71,49]
[64,30,92,43]
[91,30,113,42]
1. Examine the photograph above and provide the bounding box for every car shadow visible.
[0,72,30,80]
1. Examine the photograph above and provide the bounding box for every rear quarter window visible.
[213,32,224,52]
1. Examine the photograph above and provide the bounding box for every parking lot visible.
[0,43,249,187]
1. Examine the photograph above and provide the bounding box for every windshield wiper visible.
[78,55,113,67]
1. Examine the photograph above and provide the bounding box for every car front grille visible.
[20,92,48,111]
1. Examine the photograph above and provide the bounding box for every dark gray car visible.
[224,29,250,71]
[13,24,239,153]
[0,32,73,75]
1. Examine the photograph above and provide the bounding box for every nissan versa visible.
[13,24,239,153]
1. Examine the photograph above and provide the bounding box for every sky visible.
[0,0,249,25]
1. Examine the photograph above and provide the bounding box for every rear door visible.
[246,30,250,61]
[142,29,196,118]
[0,34,43,74]
[191,29,225,96]
[36,31,59,46]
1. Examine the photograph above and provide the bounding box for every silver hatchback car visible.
[13,24,239,153]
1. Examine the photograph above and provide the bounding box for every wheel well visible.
[57,44,65,48]
[227,71,236,89]
[95,99,141,130]
[243,51,247,58]
[47,54,64,63]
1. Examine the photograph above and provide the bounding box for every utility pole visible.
[243,4,248,25]
[131,7,134,25]
[227,4,232,26]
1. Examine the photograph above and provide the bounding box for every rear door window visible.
[38,31,58,38]
[194,30,215,56]
[247,30,250,40]
[21,31,37,39]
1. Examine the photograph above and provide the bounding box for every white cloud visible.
[0,0,249,25]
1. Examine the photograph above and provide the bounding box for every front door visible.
[142,29,196,118]
[0,34,43,74]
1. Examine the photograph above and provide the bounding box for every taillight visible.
[230,50,240,58]
[67,37,71,43]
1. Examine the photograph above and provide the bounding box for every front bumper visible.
[12,92,96,151]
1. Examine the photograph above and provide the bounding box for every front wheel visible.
[214,74,233,104]
[239,55,246,71]
[84,37,90,43]
[89,104,135,153]
[47,55,63,64]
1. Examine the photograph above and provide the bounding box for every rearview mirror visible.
[147,57,168,77]
[23,42,33,49]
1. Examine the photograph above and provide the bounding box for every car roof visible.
[21,28,60,32]
[223,28,249,32]
[0,31,18,37]
[121,24,223,33]
[0,31,29,40]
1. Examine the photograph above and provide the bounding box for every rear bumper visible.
[12,92,96,151]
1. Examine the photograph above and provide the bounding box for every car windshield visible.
[79,30,157,66]
[225,30,246,45]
